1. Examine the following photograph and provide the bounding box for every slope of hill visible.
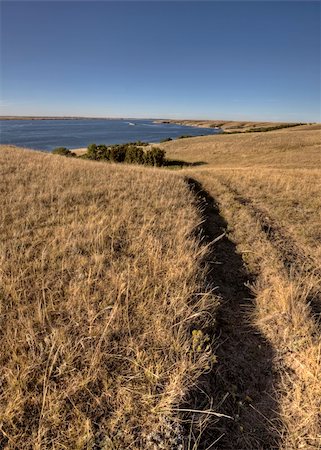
[1,125,320,449]
[186,169,321,449]
[161,126,321,168]
[0,146,217,449]
[173,125,320,449]
[153,119,306,132]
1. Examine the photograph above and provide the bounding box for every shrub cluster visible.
[245,123,304,133]
[85,143,166,167]
[52,147,76,157]
[52,142,166,167]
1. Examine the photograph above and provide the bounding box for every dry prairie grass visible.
[188,170,321,449]
[161,127,321,168]
[173,125,321,448]
[214,168,321,259]
[1,124,320,449]
[0,146,217,449]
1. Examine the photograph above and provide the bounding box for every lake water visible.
[0,119,221,151]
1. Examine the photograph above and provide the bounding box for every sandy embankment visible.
[72,148,87,155]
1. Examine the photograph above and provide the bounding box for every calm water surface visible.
[0,119,221,151]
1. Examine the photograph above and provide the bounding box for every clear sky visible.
[1,1,320,121]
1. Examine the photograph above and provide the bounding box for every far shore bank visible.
[1,116,310,135]
[153,119,308,133]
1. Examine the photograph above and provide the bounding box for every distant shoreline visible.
[0,116,140,121]
[0,116,312,139]
[153,119,307,133]
[0,116,309,125]
[1,118,220,150]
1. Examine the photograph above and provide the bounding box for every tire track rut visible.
[185,178,281,450]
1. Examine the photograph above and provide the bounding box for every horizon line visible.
[0,115,316,124]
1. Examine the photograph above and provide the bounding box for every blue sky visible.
[1,1,320,121]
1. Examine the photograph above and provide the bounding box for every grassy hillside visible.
[0,147,217,449]
[161,127,321,168]
[154,119,306,132]
[1,125,320,449]
[187,169,321,449]
[172,125,320,449]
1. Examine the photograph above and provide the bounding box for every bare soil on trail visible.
[185,178,282,450]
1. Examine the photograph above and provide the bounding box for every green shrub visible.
[160,137,172,143]
[125,146,145,164]
[86,143,121,162]
[87,144,99,159]
[52,147,75,157]
[87,144,111,160]
[245,123,303,133]
[133,140,149,147]
[144,147,166,167]
[84,142,166,167]
[109,145,126,162]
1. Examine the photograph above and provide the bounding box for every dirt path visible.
[185,178,281,449]
[217,178,321,326]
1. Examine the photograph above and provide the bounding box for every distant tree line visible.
[224,123,305,134]
[244,123,304,133]
[52,142,166,167]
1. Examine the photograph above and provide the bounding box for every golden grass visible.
[214,168,321,258]
[161,127,321,168]
[1,124,320,449]
[0,146,217,449]
[175,125,321,448]
[188,171,321,449]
